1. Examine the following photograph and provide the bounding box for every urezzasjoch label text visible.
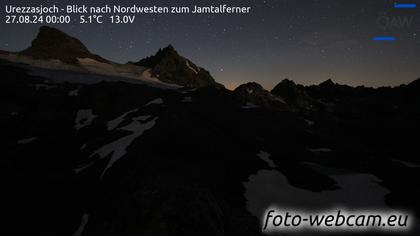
[4,4,251,24]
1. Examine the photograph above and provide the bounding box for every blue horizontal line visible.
[373,36,396,41]
[394,3,417,8]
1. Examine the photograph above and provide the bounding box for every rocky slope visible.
[132,45,224,88]
[271,79,315,110]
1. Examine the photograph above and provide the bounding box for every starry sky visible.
[1,0,419,89]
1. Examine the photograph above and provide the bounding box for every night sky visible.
[1,0,419,89]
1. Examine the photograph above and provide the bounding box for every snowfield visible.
[244,164,390,223]
[0,54,182,89]
[74,109,97,130]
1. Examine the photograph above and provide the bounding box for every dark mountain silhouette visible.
[306,79,370,102]
[233,82,287,109]
[271,79,315,110]
[319,78,335,87]
[19,26,108,64]
[227,77,420,117]
[132,45,224,88]
[407,78,420,90]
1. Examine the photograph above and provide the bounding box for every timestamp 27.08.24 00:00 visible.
[5,15,136,24]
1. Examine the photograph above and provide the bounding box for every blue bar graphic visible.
[373,36,396,41]
[394,3,417,9]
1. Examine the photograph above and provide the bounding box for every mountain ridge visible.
[4,26,224,89]
[1,26,419,96]
[233,82,287,110]
[19,26,108,64]
[132,44,224,89]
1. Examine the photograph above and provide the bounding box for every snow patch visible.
[241,102,258,109]
[308,148,333,153]
[141,68,161,82]
[68,89,79,96]
[144,98,163,106]
[74,109,97,130]
[258,151,276,168]
[182,97,193,103]
[133,115,152,121]
[90,117,158,177]
[393,159,420,168]
[271,95,286,104]
[73,163,93,174]
[17,137,38,144]
[185,60,199,74]
[72,213,89,236]
[305,119,315,126]
[34,84,58,90]
[107,108,139,130]
[80,144,87,151]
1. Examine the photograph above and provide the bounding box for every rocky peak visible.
[319,79,336,87]
[271,79,297,91]
[20,26,107,64]
[234,82,266,95]
[134,45,178,68]
[404,78,420,100]
[308,79,360,102]
[271,79,314,109]
[234,82,287,109]
[271,79,305,99]
[133,45,224,89]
